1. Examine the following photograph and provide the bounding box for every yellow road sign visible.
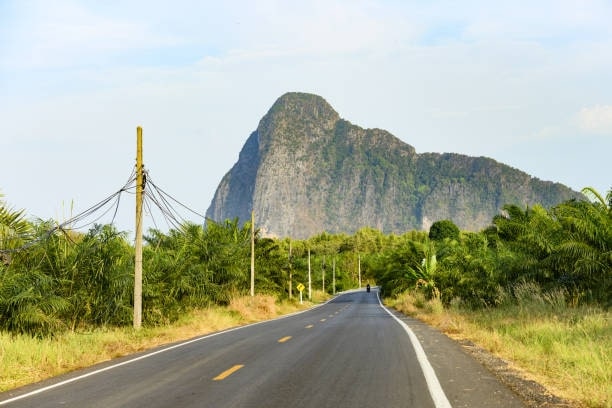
[297,283,305,292]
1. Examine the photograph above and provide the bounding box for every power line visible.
[1,166,207,254]
[145,174,206,219]
[141,172,206,230]
[1,171,136,254]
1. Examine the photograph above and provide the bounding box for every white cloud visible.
[577,105,612,135]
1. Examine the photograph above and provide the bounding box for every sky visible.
[1,0,611,236]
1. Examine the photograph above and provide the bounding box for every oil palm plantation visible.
[1,196,70,336]
[549,188,612,304]
[0,192,32,257]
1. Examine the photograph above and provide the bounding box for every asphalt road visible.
[0,289,526,407]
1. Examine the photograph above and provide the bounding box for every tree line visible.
[1,188,610,337]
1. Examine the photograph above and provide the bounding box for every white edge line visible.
[377,291,453,408]
[0,295,340,405]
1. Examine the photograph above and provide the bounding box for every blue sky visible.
[1,0,611,234]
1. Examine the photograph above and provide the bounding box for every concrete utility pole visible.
[332,257,336,295]
[288,240,292,300]
[308,248,312,300]
[322,255,325,293]
[134,126,144,329]
[250,210,255,297]
[358,254,362,288]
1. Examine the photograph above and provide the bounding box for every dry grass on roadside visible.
[229,294,279,322]
[0,294,316,393]
[386,290,611,408]
[389,290,464,335]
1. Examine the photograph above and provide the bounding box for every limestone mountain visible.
[206,92,583,239]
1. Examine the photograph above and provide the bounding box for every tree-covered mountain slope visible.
[206,92,583,238]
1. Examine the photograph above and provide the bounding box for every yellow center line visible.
[278,336,292,343]
[213,364,244,381]
[305,324,314,329]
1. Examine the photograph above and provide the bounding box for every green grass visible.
[387,289,611,408]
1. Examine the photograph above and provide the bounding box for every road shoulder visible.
[388,308,573,408]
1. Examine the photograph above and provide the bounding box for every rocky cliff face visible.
[206,92,582,238]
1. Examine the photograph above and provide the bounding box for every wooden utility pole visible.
[134,126,144,329]
[250,210,255,297]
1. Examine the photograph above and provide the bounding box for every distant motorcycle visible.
[366,284,371,293]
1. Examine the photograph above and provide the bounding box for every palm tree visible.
[551,188,612,304]
[581,186,612,211]
[492,204,559,284]
[0,192,32,263]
